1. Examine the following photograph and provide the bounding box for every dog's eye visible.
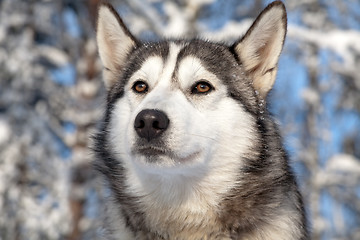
[191,81,213,94]
[132,81,148,93]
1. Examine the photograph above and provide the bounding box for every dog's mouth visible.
[136,146,169,156]
[133,146,200,164]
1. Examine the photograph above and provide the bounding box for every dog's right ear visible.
[96,3,137,89]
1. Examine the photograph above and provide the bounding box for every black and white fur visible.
[94,1,309,239]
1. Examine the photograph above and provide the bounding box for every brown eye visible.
[132,81,148,93]
[192,81,213,94]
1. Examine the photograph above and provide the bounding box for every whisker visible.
[187,133,217,142]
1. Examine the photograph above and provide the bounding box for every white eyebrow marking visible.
[177,56,219,90]
[128,56,163,88]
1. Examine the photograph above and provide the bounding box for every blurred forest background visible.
[0,0,359,239]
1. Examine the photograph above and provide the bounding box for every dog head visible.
[96,2,287,178]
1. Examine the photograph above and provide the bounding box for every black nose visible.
[134,109,170,142]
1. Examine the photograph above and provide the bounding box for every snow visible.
[327,154,360,174]
[288,26,360,66]
[0,119,11,146]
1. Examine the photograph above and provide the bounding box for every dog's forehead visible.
[129,40,240,83]
[176,40,236,68]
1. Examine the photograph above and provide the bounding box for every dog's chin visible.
[131,146,201,168]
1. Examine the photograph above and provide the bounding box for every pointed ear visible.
[96,3,138,89]
[233,1,287,98]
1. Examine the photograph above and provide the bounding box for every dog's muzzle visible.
[134,109,170,142]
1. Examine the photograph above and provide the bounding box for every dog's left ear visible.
[96,3,138,89]
[233,1,287,98]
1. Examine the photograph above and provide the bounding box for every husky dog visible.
[94,1,308,239]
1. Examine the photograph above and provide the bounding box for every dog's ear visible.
[96,3,138,89]
[233,1,286,98]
